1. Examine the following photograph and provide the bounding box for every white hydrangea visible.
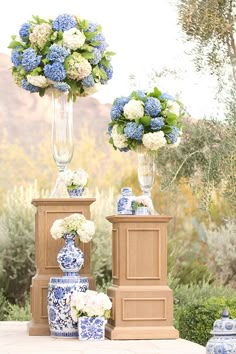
[29,23,52,48]
[111,125,128,149]
[143,131,167,151]
[26,75,49,88]
[79,220,95,243]
[63,28,86,50]
[63,213,86,232]
[167,101,180,116]
[123,99,144,120]
[63,168,88,187]
[50,219,65,240]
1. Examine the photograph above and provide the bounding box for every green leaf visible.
[90,40,100,47]
[166,113,177,125]
[100,58,109,69]
[105,51,116,57]
[99,67,107,80]
[8,41,24,49]
[79,19,89,31]
[117,125,124,134]
[109,137,114,144]
[39,88,45,97]
[135,118,140,125]
[80,44,93,52]
[29,67,42,76]
[81,52,94,60]
[148,87,161,99]
[162,125,173,133]
[84,31,98,40]
[140,116,151,126]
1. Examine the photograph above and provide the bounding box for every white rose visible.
[27,75,49,88]
[168,101,180,116]
[123,99,144,120]
[63,28,86,50]
[111,125,128,149]
[143,131,166,151]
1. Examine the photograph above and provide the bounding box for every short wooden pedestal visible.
[28,198,96,336]
[105,215,179,340]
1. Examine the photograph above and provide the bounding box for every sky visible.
[0,0,220,118]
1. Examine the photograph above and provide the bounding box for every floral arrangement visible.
[9,14,114,101]
[108,87,184,152]
[132,199,149,210]
[70,290,112,320]
[50,213,95,243]
[63,168,88,190]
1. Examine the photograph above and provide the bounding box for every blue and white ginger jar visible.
[117,187,134,215]
[206,309,236,354]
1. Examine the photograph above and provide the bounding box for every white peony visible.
[27,75,49,88]
[63,28,86,50]
[123,99,144,120]
[111,125,128,149]
[143,131,167,151]
[167,101,180,116]
[50,219,65,240]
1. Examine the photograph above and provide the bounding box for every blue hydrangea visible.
[124,122,144,141]
[82,74,95,88]
[99,63,113,84]
[110,96,130,120]
[85,22,98,32]
[91,33,106,52]
[21,79,40,93]
[53,82,70,92]
[19,23,30,41]
[133,90,146,99]
[150,117,165,130]
[44,62,66,81]
[89,48,102,65]
[108,125,113,136]
[160,92,174,101]
[144,97,162,117]
[11,47,22,67]
[167,125,179,144]
[22,48,42,72]
[47,44,70,63]
[52,14,77,32]
[118,147,130,152]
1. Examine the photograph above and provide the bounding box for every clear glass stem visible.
[50,92,74,198]
[137,149,158,214]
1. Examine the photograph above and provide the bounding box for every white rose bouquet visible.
[70,290,112,320]
[108,87,184,152]
[9,14,114,101]
[50,213,95,243]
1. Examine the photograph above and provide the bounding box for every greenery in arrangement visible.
[8,13,114,101]
[108,87,184,152]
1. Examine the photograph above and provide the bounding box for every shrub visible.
[0,183,45,304]
[0,289,9,320]
[178,297,236,346]
[206,220,236,286]
[5,297,31,321]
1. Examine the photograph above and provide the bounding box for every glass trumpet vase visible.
[137,150,157,215]
[50,92,74,198]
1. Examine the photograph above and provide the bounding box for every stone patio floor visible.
[0,322,206,354]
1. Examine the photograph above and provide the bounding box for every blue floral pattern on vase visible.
[67,186,84,198]
[78,316,105,340]
[57,233,84,275]
[135,206,149,215]
[48,277,89,338]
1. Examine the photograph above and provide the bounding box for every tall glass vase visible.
[137,149,157,214]
[50,91,74,198]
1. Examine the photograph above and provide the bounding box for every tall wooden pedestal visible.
[28,198,96,336]
[105,215,179,340]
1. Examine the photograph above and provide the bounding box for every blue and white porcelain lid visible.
[211,310,236,335]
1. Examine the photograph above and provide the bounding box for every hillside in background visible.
[0,53,111,147]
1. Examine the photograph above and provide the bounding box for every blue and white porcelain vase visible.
[135,206,149,215]
[206,310,236,354]
[67,186,84,198]
[48,277,88,338]
[57,233,84,276]
[47,233,88,338]
[117,187,134,215]
[78,316,106,341]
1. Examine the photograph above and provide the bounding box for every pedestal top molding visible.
[32,198,96,207]
[106,215,173,223]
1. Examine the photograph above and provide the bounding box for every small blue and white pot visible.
[135,206,149,215]
[78,316,106,341]
[67,186,84,198]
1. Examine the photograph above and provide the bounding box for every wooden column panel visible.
[28,198,96,336]
[105,215,179,340]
